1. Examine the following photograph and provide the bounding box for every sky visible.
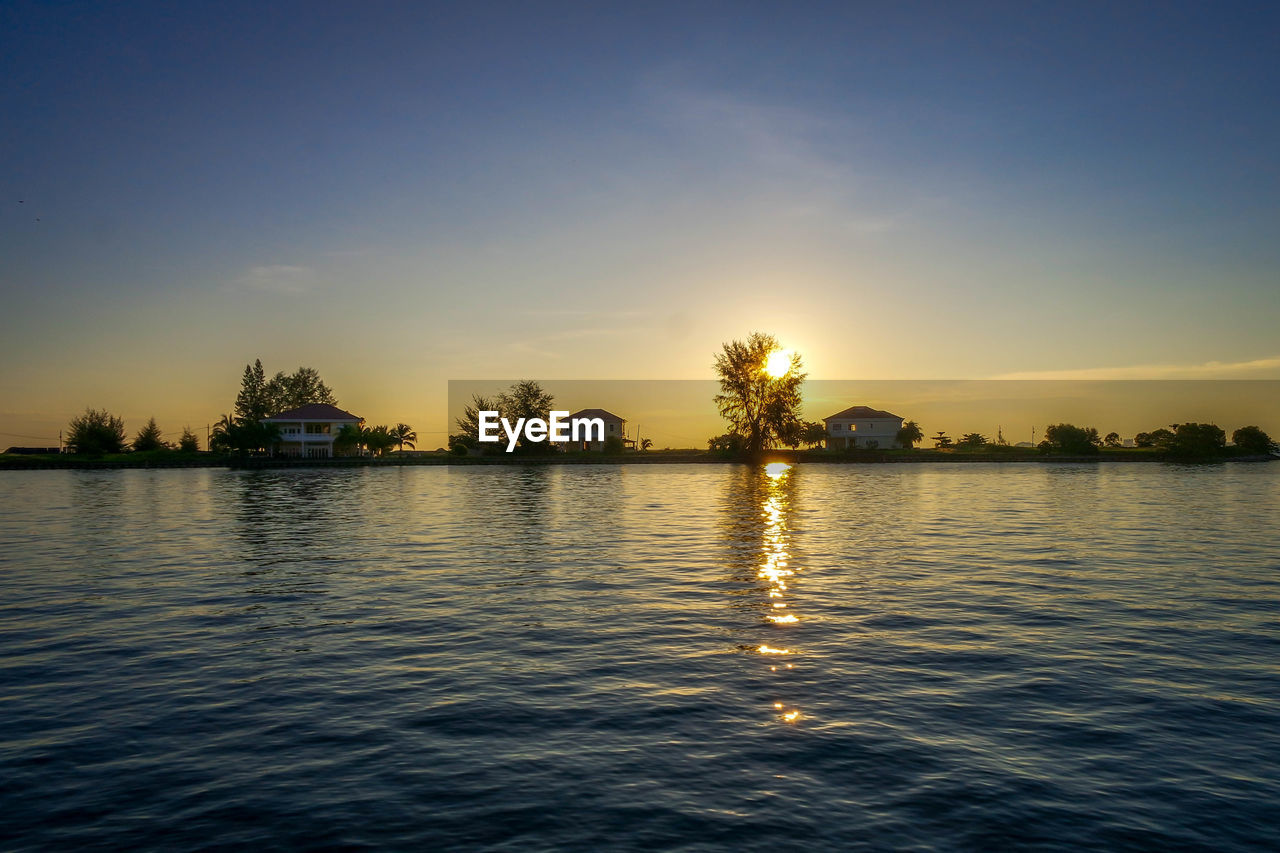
[2,1,1278,448]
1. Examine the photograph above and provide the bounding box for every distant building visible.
[261,403,363,458]
[823,406,904,450]
[561,408,626,451]
[3,446,60,455]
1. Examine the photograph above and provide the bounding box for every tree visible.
[451,394,497,452]
[67,408,127,455]
[499,380,555,432]
[957,432,987,448]
[235,359,338,420]
[1166,422,1226,457]
[334,423,364,456]
[132,417,170,452]
[800,421,827,449]
[234,359,271,422]
[264,366,338,413]
[390,423,417,452]
[178,427,200,453]
[451,382,555,454]
[1039,423,1101,454]
[1232,425,1273,454]
[1103,432,1122,448]
[896,420,923,449]
[210,413,236,453]
[640,438,653,451]
[364,425,397,457]
[708,433,746,453]
[712,332,806,457]
[931,431,952,448]
[603,435,625,454]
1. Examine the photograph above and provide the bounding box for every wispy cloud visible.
[993,356,1280,380]
[233,264,318,295]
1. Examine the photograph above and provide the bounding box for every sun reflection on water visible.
[753,462,803,724]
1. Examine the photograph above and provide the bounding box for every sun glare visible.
[764,349,793,378]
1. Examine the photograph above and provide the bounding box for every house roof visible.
[568,408,625,423]
[824,405,901,421]
[263,403,362,422]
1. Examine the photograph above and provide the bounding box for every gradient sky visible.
[3,1,1278,447]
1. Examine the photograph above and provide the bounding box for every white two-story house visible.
[824,405,904,450]
[262,403,363,458]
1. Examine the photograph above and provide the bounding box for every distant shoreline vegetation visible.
[3,347,1277,467]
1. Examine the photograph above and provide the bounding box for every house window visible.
[306,423,330,435]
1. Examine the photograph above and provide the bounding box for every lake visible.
[1,462,1278,850]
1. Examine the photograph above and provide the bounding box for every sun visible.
[764,349,793,378]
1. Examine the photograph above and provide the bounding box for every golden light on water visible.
[753,460,805,724]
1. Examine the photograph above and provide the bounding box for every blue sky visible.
[2,1,1278,445]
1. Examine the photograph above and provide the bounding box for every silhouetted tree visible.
[896,420,924,448]
[234,359,271,422]
[334,423,363,456]
[67,408,127,455]
[1166,423,1226,457]
[713,332,806,456]
[1039,423,1101,454]
[640,437,653,451]
[364,425,397,457]
[1232,425,1273,454]
[132,417,169,452]
[1104,432,1122,448]
[800,421,827,449]
[931,431,952,448]
[178,427,200,453]
[450,382,555,454]
[708,433,746,453]
[235,359,338,420]
[958,432,987,448]
[264,366,337,413]
[390,423,417,452]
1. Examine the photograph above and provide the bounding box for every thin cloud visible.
[233,265,318,295]
[993,356,1280,380]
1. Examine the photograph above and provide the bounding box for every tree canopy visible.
[132,417,169,452]
[1232,425,1273,454]
[67,408,127,455]
[1039,423,1101,454]
[712,332,806,457]
[896,420,924,448]
[234,359,338,421]
[450,381,555,453]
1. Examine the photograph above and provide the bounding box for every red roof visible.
[568,408,624,423]
[263,403,362,422]
[824,405,901,421]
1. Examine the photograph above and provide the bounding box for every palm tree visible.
[365,425,396,457]
[896,420,924,448]
[390,423,417,452]
[210,413,236,453]
[640,437,653,451]
[334,423,363,457]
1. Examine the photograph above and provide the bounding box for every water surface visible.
[1,463,1278,849]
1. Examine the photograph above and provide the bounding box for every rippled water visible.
[1,463,1278,850]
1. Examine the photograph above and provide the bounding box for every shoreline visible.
[1,452,1274,471]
